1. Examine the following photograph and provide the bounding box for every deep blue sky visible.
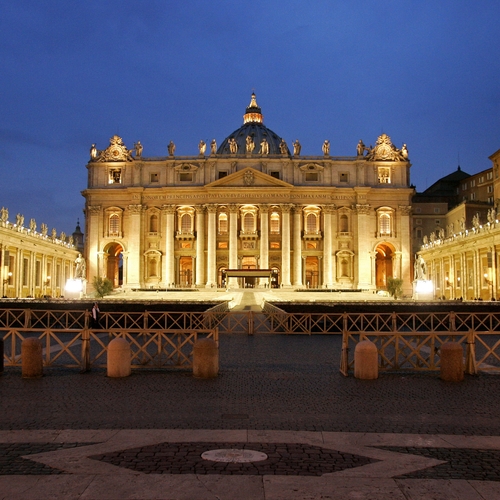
[1,1,499,234]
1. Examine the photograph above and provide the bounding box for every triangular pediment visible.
[206,167,293,189]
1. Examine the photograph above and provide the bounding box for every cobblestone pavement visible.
[3,318,500,497]
[2,333,500,434]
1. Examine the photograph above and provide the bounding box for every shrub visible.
[387,277,403,299]
[92,276,114,298]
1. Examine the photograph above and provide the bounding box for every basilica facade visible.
[82,94,414,294]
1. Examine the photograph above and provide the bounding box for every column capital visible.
[86,205,101,215]
[399,205,412,216]
[355,204,371,215]
[281,204,294,213]
[127,204,144,214]
[204,204,218,213]
[195,205,206,215]
[258,204,270,213]
[161,204,176,214]
[322,204,337,214]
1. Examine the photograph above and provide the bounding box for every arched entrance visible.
[179,256,193,287]
[104,243,123,288]
[241,256,257,288]
[375,243,395,289]
[305,256,319,288]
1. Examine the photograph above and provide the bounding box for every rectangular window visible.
[305,172,318,182]
[487,171,493,180]
[218,171,228,179]
[179,173,193,182]
[415,219,422,225]
[339,173,348,182]
[270,242,280,249]
[434,208,440,214]
[150,173,159,183]
[218,242,228,249]
[270,171,280,179]
[471,192,476,200]
[487,185,493,193]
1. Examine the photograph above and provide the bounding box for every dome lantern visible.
[243,92,263,124]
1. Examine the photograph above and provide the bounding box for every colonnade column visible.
[126,204,143,288]
[355,203,372,289]
[228,204,239,288]
[281,204,292,287]
[205,204,217,288]
[195,206,205,287]
[399,205,412,294]
[85,205,101,287]
[292,206,302,287]
[259,205,269,286]
[162,205,176,287]
[322,205,334,288]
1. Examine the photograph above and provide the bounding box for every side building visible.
[416,157,498,300]
[82,94,414,294]
[0,209,82,298]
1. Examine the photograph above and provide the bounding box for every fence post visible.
[81,310,91,372]
[465,330,478,375]
[340,313,349,376]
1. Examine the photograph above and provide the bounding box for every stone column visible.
[205,204,217,288]
[259,205,269,286]
[281,204,292,287]
[292,206,302,287]
[195,206,205,287]
[85,205,101,289]
[322,205,335,288]
[228,204,239,288]
[398,205,412,293]
[355,203,372,289]
[126,204,143,288]
[162,205,176,287]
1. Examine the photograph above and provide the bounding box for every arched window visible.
[379,213,391,235]
[218,213,228,234]
[270,212,280,234]
[109,214,120,236]
[339,214,348,232]
[306,213,317,233]
[181,213,191,233]
[243,212,254,232]
[149,214,158,233]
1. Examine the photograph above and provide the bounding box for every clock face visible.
[377,144,392,160]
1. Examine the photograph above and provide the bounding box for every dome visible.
[217,93,291,156]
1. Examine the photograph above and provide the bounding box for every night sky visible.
[1,1,499,235]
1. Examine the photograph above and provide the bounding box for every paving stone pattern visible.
[0,443,95,475]
[379,446,500,481]
[2,334,500,434]
[90,442,375,476]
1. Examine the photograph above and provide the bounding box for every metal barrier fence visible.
[0,309,218,371]
[2,305,500,374]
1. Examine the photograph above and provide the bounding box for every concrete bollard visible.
[354,340,378,380]
[440,342,464,382]
[107,337,131,378]
[21,338,43,378]
[193,338,219,378]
